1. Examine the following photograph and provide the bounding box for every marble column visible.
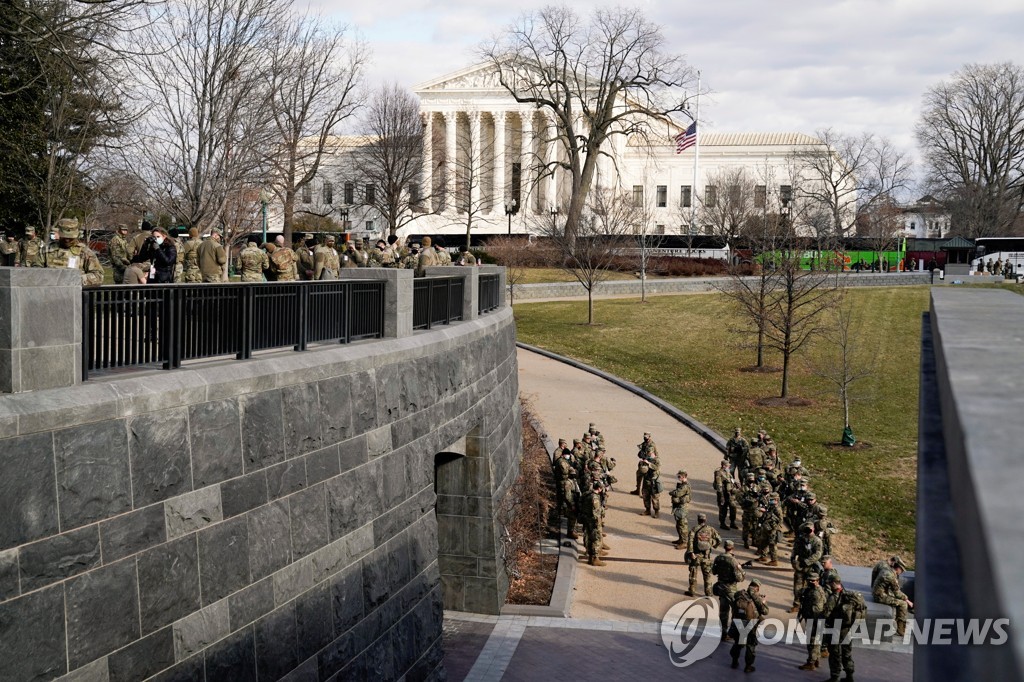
[444,111,457,214]
[493,111,506,214]
[520,110,534,214]
[422,111,433,212]
[469,111,481,214]
[546,116,558,211]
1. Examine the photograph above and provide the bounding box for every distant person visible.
[198,229,227,282]
[44,218,104,286]
[314,235,340,280]
[238,236,268,282]
[415,236,439,276]
[133,227,177,283]
[268,235,298,281]
[728,579,769,673]
[456,244,477,265]
[0,232,16,266]
[19,226,45,267]
[179,228,203,282]
[108,224,132,283]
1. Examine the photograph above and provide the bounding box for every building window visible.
[301,184,312,204]
[910,221,916,231]
[632,185,644,207]
[365,220,374,232]
[754,185,766,208]
[410,183,422,212]
[705,185,717,208]
[365,184,375,205]
[680,185,692,208]
[322,181,333,205]
[780,184,793,205]
[655,224,666,235]
[656,185,667,208]
[344,182,354,204]
[728,185,741,205]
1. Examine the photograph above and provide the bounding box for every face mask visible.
[155,236,164,245]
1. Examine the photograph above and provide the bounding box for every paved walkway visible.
[441,347,914,681]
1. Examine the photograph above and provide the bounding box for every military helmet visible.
[57,217,80,239]
[677,469,687,477]
[25,225,36,235]
[720,459,729,467]
[800,522,815,533]
[724,539,734,550]
[643,432,651,438]
[749,578,762,588]
[891,555,907,571]
[807,570,820,581]
[697,512,707,522]
[745,472,755,481]
[734,427,741,434]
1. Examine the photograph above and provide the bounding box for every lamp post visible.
[259,189,271,244]
[504,199,518,236]
[338,207,350,234]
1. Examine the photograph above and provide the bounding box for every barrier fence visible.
[412,277,464,330]
[478,273,500,314]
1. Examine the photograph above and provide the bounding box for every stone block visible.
[129,408,192,507]
[365,426,392,459]
[228,577,274,632]
[304,445,340,486]
[54,419,132,532]
[138,535,201,635]
[20,525,101,592]
[255,603,298,682]
[0,431,58,550]
[279,658,318,682]
[239,390,285,473]
[188,399,244,488]
[330,562,364,635]
[361,550,390,613]
[436,515,466,556]
[60,657,109,682]
[0,584,66,681]
[220,471,267,519]
[0,549,17,602]
[147,655,203,682]
[336,436,367,473]
[203,624,257,682]
[247,500,291,582]
[381,452,409,509]
[173,599,229,662]
[387,537,412,593]
[317,630,357,681]
[164,485,223,540]
[349,372,378,435]
[272,555,314,606]
[317,374,353,446]
[66,559,141,670]
[108,626,174,682]
[99,503,167,563]
[5,344,79,393]
[198,516,250,604]
[266,459,306,501]
[290,484,328,560]
[365,628,396,681]
[282,383,322,458]
[325,470,360,540]
[463,576,500,614]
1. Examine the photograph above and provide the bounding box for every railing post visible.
[343,281,352,344]
[240,285,253,361]
[342,269,413,338]
[424,265,474,321]
[297,284,308,352]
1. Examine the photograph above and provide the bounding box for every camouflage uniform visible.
[580,486,605,566]
[269,246,298,281]
[553,450,579,539]
[179,237,203,283]
[435,245,452,265]
[669,472,691,546]
[45,219,103,286]
[19,229,46,267]
[872,558,910,636]
[726,429,749,481]
[740,474,759,548]
[632,433,658,494]
[238,244,268,282]
[108,231,132,283]
[314,242,340,280]
[713,461,739,529]
[640,454,661,517]
[416,237,440,276]
[197,234,227,282]
[755,496,783,565]
[790,524,823,608]
[729,582,769,673]
[0,235,16,266]
[823,585,864,681]
[295,236,316,279]
[712,543,745,638]
[685,516,721,596]
[797,573,827,669]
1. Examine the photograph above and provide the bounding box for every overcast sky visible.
[316,0,1021,182]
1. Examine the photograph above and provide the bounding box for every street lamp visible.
[504,199,518,236]
[338,207,350,233]
[259,189,272,244]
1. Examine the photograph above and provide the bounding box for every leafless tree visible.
[699,167,761,242]
[484,236,532,305]
[808,297,873,441]
[266,12,365,243]
[135,0,284,235]
[916,62,1024,238]
[481,5,700,241]
[442,112,494,249]
[856,196,905,270]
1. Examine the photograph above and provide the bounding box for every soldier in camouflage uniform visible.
[822,580,866,682]
[416,237,440,276]
[729,579,769,673]
[553,447,579,540]
[238,238,268,282]
[379,235,400,267]
[314,236,340,280]
[755,493,783,566]
[740,472,759,548]
[179,228,203,283]
[872,555,912,637]
[685,513,721,597]
[640,453,661,518]
[581,481,607,566]
[712,539,745,640]
[434,238,452,265]
[790,522,823,612]
[19,226,45,267]
[726,427,749,482]
[295,234,316,280]
[108,224,132,283]
[45,219,103,286]
[669,470,692,548]
[0,232,16,266]
[631,432,658,495]
[713,459,740,529]
[268,236,298,281]
[797,570,827,670]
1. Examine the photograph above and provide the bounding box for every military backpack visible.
[695,526,714,552]
[733,590,758,621]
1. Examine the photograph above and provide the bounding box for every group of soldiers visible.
[550,425,912,681]
[978,257,1017,278]
[0,220,104,286]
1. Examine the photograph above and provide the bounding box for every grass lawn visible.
[515,286,932,565]
[517,267,644,284]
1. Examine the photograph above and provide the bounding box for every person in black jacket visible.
[132,227,177,283]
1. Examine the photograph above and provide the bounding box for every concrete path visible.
[439,347,914,681]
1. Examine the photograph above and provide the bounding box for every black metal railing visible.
[82,280,385,379]
[412,277,464,330]
[478,273,500,314]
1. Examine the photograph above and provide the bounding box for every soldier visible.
[198,230,227,282]
[822,580,866,682]
[745,440,766,478]
[238,237,268,282]
[631,432,658,495]
[755,493,783,566]
[712,539,745,641]
[295,233,316,279]
[640,453,661,518]
[872,555,912,637]
[726,427,749,481]
[797,569,827,671]
[790,522,823,612]
[740,472,759,549]
[45,218,103,286]
[415,236,440,276]
[762,444,780,474]
[669,470,692,548]
[314,235,341,280]
[350,237,369,266]
[178,227,203,283]
[685,512,721,597]
[713,459,740,530]
[340,241,361,268]
[456,244,477,265]
[553,447,580,540]
[401,243,420,269]
[729,579,769,673]
[367,239,387,266]
[806,494,835,556]
[379,235,400,267]
[819,554,841,591]
[581,481,607,566]
[108,224,132,283]
[19,226,45,267]
[434,237,452,265]
[268,235,298,281]
[587,423,604,450]
[0,232,17,266]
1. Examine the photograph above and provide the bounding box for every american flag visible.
[675,121,697,154]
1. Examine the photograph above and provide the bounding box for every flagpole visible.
[689,71,701,236]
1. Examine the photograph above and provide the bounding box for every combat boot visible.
[768,560,779,567]
[744,665,755,673]
[730,656,739,669]
[588,556,606,567]
[820,650,829,658]
[602,542,611,550]
[652,510,659,519]
[641,510,651,516]
[629,488,640,495]
[684,589,695,597]
[799,661,818,670]
[843,676,854,682]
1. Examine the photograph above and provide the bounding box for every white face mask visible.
[155,236,164,245]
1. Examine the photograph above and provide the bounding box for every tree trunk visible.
[756,325,764,368]
[587,288,594,325]
[282,189,296,244]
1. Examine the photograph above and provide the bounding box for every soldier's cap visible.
[746,472,755,480]
[304,233,314,240]
[792,459,801,466]
[807,492,817,501]
[643,432,651,438]
[800,522,815,532]
[593,481,603,491]
[558,438,567,445]
[749,579,762,588]
[26,226,36,234]
[891,555,907,571]
[116,223,128,231]
[821,554,832,563]
[734,427,741,434]
[677,469,687,477]
[807,570,820,581]
[325,235,336,242]
[720,459,729,467]
[697,512,707,521]
[573,438,580,444]
[724,539,734,549]
[589,422,596,430]
[57,218,80,238]
[354,237,363,245]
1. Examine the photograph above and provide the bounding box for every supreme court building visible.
[295,63,837,240]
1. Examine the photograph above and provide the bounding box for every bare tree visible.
[484,236,533,305]
[699,167,761,242]
[481,5,699,241]
[136,0,284,234]
[808,297,873,443]
[916,62,1024,237]
[267,12,365,243]
[857,196,905,270]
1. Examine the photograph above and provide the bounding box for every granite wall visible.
[0,305,520,682]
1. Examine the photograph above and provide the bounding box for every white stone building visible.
[289,63,851,241]
[901,195,951,239]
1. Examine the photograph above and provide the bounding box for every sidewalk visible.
[440,347,913,681]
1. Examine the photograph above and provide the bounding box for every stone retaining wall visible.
[0,306,520,682]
